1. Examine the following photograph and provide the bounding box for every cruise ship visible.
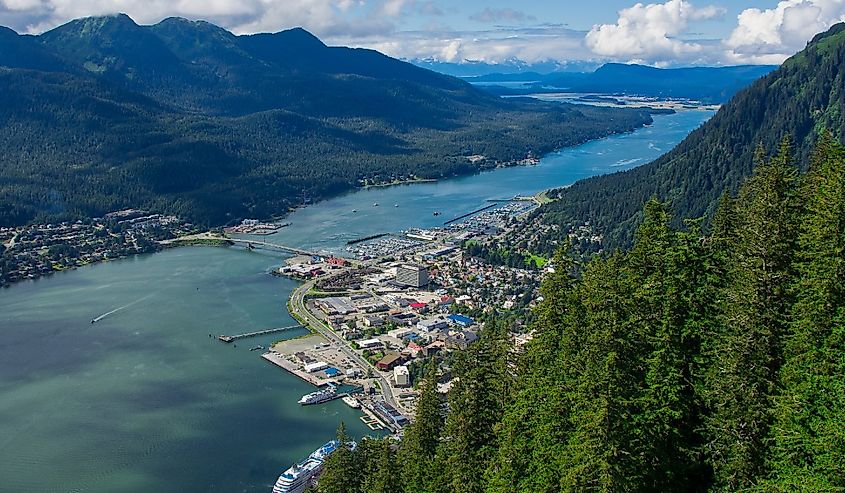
[298,386,337,405]
[272,440,339,493]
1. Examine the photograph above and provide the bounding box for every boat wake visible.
[91,294,153,323]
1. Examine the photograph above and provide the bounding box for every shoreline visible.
[1,109,705,289]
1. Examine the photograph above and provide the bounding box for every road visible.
[287,278,403,414]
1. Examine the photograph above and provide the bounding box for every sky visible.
[1,0,845,67]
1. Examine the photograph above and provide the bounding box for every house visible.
[423,340,446,356]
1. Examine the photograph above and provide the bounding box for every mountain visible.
[544,63,777,103]
[412,58,599,77]
[0,15,654,227]
[537,23,845,249]
[473,63,776,104]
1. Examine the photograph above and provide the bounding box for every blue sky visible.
[2,0,845,66]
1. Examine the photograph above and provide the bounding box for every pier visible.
[218,324,304,343]
[443,203,499,225]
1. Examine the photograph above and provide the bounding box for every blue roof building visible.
[447,314,474,327]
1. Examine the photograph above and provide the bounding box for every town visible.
[262,199,550,431]
[0,210,200,287]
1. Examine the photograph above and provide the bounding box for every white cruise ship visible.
[272,440,339,493]
[298,386,337,405]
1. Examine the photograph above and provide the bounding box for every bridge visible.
[225,237,319,257]
[218,324,305,343]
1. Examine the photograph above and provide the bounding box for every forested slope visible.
[0,15,653,227]
[538,22,845,249]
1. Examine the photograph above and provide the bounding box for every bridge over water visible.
[225,237,319,257]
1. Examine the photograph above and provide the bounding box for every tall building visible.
[395,263,429,288]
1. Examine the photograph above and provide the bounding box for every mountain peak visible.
[810,21,845,45]
[55,13,139,34]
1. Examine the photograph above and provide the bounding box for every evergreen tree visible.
[318,423,359,493]
[763,134,845,491]
[555,253,643,492]
[438,323,509,493]
[362,439,401,493]
[628,200,710,490]
[703,139,800,490]
[398,362,444,493]
[486,254,580,493]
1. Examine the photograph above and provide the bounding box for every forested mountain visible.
[0,14,653,227]
[318,136,845,493]
[537,22,845,250]
[472,64,775,104]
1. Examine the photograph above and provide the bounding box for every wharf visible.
[218,324,304,343]
[261,352,336,387]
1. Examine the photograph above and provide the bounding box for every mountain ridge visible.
[0,14,655,227]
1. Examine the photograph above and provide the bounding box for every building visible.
[387,326,415,339]
[362,315,384,328]
[447,314,475,327]
[418,318,449,332]
[359,338,383,349]
[395,263,430,288]
[304,361,329,373]
[394,365,410,387]
[316,297,357,316]
[376,353,404,371]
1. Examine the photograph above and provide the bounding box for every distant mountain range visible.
[412,59,600,77]
[538,22,845,248]
[468,63,777,104]
[0,14,654,227]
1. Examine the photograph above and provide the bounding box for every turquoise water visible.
[0,108,713,492]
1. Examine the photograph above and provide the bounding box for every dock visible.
[443,203,499,225]
[261,351,337,387]
[218,324,304,343]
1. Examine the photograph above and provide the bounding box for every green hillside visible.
[537,22,845,250]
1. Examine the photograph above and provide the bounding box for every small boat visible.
[373,203,379,207]
[394,204,399,208]
[433,211,441,216]
[342,395,361,409]
[249,345,264,352]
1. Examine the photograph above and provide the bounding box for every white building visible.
[394,365,410,387]
[358,338,383,349]
[304,361,329,373]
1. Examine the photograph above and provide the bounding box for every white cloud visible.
[341,25,587,64]
[725,0,845,63]
[585,0,725,64]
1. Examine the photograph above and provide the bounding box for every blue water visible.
[268,109,712,254]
